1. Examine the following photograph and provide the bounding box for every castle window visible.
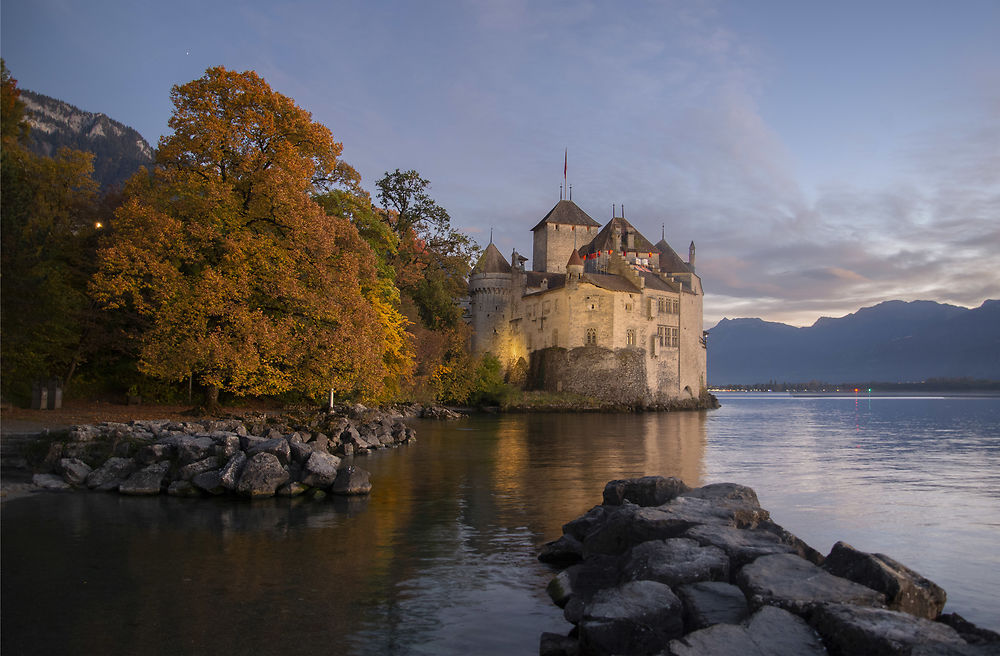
[657,325,677,347]
[585,296,599,311]
[657,298,667,314]
[625,300,634,312]
[586,328,597,346]
[553,329,558,346]
[626,329,636,346]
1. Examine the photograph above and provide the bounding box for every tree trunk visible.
[205,383,220,412]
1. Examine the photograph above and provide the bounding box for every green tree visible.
[91,67,402,406]
[1,61,102,403]
[376,169,478,329]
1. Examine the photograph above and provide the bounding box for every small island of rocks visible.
[538,476,1000,656]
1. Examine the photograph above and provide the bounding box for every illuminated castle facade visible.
[468,200,707,404]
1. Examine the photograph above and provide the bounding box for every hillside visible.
[707,300,1000,384]
[20,89,154,189]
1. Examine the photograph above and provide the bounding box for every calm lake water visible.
[3,393,999,654]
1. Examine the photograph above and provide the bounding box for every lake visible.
[2,393,998,654]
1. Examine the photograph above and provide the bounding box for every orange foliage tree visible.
[91,67,409,405]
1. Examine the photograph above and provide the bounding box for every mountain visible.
[707,300,1000,384]
[20,89,154,189]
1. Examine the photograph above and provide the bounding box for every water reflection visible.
[2,411,709,656]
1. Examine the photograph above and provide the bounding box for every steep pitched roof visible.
[472,242,511,274]
[581,272,641,292]
[567,248,584,267]
[531,200,602,231]
[655,238,691,273]
[579,217,657,257]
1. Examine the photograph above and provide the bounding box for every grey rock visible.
[240,434,268,451]
[578,580,684,655]
[332,465,372,495]
[757,519,826,565]
[215,435,242,461]
[547,554,622,610]
[246,437,291,466]
[936,613,1000,647]
[219,452,247,491]
[175,436,216,464]
[235,452,289,498]
[680,482,761,507]
[309,433,331,453]
[119,462,170,496]
[33,473,71,491]
[563,505,608,541]
[810,603,966,655]
[301,451,341,488]
[290,440,314,464]
[58,458,92,486]
[737,553,886,615]
[675,581,749,630]
[276,481,309,497]
[538,533,584,566]
[582,503,693,556]
[85,457,136,491]
[668,605,827,656]
[191,470,225,495]
[137,443,173,465]
[167,480,201,497]
[684,523,798,568]
[822,541,947,619]
[622,537,729,586]
[603,475,690,507]
[178,456,219,481]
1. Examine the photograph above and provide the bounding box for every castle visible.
[468,199,706,405]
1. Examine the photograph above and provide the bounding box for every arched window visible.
[626,329,635,346]
[585,328,597,346]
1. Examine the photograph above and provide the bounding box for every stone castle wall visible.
[527,346,650,405]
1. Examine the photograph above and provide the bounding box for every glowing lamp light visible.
[95,222,103,229]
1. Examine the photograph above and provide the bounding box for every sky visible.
[3,0,998,327]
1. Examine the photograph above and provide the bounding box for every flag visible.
[564,149,567,182]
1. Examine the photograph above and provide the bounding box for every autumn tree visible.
[1,61,102,403]
[91,67,407,406]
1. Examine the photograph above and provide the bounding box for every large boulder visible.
[119,462,170,496]
[736,553,886,615]
[538,533,584,566]
[622,538,730,587]
[178,456,219,481]
[58,458,92,486]
[810,603,967,655]
[235,452,289,498]
[301,451,341,488]
[668,605,828,656]
[603,476,690,506]
[86,457,136,491]
[173,436,216,464]
[245,437,291,466]
[578,580,684,655]
[546,554,623,612]
[675,581,749,631]
[822,541,947,619]
[32,473,71,491]
[332,465,372,495]
[684,524,798,568]
[214,434,242,461]
[191,470,225,495]
[219,452,247,491]
[581,504,695,557]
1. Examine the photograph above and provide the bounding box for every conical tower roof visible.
[472,242,511,274]
[655,238,690,273]
[567,248,584,267]
[531,200,601,231]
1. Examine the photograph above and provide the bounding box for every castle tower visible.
[566,248,584,281]
[531,200,601,273]
[468,242,513,354]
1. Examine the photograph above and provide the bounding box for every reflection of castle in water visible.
[487,412,708,534]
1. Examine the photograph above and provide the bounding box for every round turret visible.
[566,248,584,277]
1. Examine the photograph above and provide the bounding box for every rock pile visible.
[29,406,418,499]
[538,476,1000,656]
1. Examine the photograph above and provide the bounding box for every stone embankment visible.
[21,404,456,500]
[538,476,1000,656]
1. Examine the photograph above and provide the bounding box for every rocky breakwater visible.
[28,405,422,499]
[538,476,1000,656]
